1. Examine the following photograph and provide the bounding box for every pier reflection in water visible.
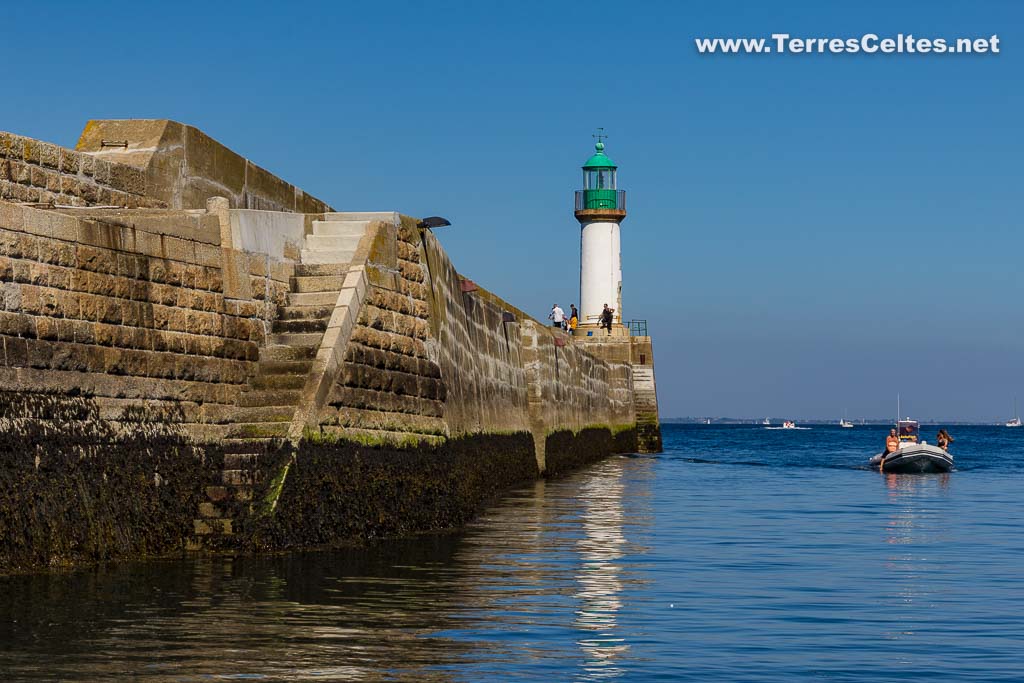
[0,455,654,681]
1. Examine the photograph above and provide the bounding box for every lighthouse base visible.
[573,323,630,338]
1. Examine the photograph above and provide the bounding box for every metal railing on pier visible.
[627,320,648,336]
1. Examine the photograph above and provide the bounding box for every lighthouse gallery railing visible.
[575,190,626,212]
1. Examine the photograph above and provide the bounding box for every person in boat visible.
[880,429,900,470]
[937,429,953,452]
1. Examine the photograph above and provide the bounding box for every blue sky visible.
[4,1,1021,421]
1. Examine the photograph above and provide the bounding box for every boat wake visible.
[764,426,812,430]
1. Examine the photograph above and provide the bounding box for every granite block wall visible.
[0,131,165,209]
[0,200,291,437]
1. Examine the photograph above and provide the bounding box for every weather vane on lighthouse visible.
[574,129,626,336]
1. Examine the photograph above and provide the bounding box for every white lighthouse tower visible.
[574,131,627,335]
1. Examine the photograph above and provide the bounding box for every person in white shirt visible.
[548,303,565,328]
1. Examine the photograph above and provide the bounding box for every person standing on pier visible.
[549,303,565,328]
[600,303,615,334]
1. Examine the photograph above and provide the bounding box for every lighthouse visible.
[574,132,626,335]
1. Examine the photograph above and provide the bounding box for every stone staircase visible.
[190,214,378,547]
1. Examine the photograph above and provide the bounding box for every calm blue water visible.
[3,424,1024,681]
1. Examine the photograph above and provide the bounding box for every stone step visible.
[310,220,368,237]
[287,291,340,307]
[257,359,314,375]
[266,332,322,347]
[272,317,328,334]
[294,263,351,278]
[277,304,333,321]
[236,388,302,407]
[300,249,356,265]
[198,501,222,518]
[225,452,260,469]
[226,422,289,440]
[206,485,253,503]
[206,485,230,502]
[193,518,233,535]
[322,211,399,224]
[221,458,268,481]
[222,468,261,485]
[229,404,295,423]
[306,234,362,251]
[291,274,346,292]
[250,373,307,391]
[259,344,317,362]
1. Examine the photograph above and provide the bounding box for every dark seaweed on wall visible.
[246,433,539,550]
[543,427,637,479]
[0,390,220,573]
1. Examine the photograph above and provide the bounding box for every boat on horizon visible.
[868,419,953,473]
[763,417,771,425]
[840,410,854,428]
[765,420,810,430]
[1007,398,1021,428]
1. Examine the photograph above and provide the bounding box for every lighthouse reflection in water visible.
[574,459,632,677]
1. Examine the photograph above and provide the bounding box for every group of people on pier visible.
[548,303,578,332]
[548,303,616,333]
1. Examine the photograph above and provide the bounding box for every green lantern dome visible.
[577,136,623,213]
[582,141,617,170]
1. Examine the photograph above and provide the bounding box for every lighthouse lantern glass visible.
[584,168,616,190]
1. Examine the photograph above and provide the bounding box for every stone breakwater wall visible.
[0,200,291,437]
[0,120,660,572]
[314,217,636,451]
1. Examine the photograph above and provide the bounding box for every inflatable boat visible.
[868,420,953,473]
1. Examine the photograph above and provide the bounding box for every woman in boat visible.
[880,429,900,471]
[937,429,953,452]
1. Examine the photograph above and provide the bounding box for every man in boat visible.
[880,429,900,471]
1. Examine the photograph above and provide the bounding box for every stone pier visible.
[0,120,661,572]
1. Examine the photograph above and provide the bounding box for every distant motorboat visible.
[868,419,953,473]
[766,420,810,430]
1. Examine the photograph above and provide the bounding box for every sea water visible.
[2,424,1024,681]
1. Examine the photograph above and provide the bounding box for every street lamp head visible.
[418,216,451,229]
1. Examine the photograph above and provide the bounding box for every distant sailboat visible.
[762,417,770,426]
[840,409,854,428]
[1008,398,1021,428]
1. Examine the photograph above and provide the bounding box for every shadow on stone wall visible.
[245,433,538,551]
[542,427,638,479]
[0,391,221,573]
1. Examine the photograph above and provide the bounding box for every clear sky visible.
[4,1,1021,421]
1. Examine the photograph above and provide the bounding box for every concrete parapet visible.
[76,120,332,213]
